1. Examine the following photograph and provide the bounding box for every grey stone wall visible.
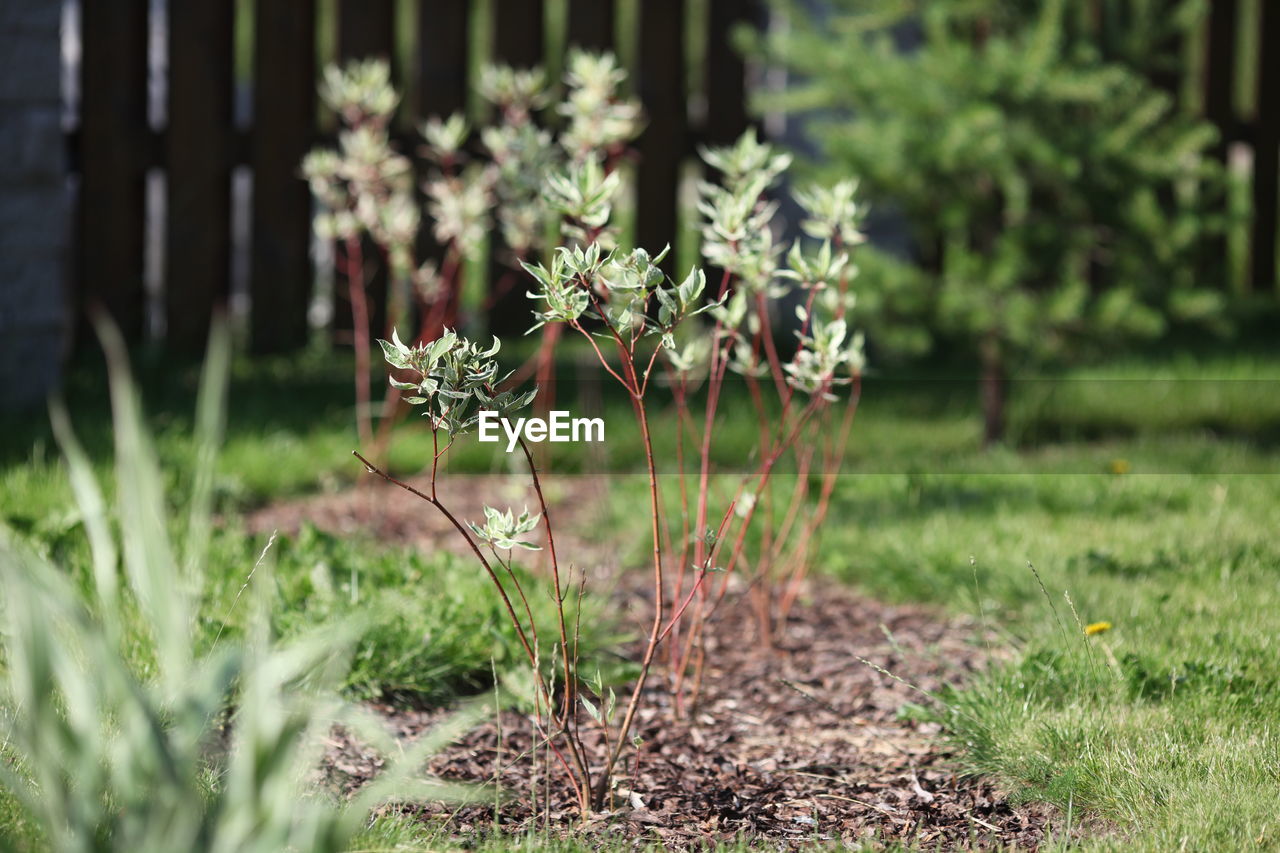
[0,1,68,410]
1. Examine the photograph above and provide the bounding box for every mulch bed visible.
[251,475,1052,848]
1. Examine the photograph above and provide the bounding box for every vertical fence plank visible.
[493,0,546,69]
[414,0,470,335]
[1202,0,1238,288]
[1203,0,1239,152]
[166,1,234,348]
[488,0,546,335]
[418,0,470,119]
[704,0,751,146]
[333,0,396,341]
[1251,0,1279,293]
[251,0,316,353]
[567,0,615,51]
[1147,0,1187,99]
[339,0,396,62]
[699,0,753,295]
[79,0,148,341]
[635,0,687,272]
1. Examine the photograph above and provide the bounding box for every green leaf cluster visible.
[467,505,543,552]
[523,244,721,349]
[319,58,399,124]
[474,49,643,256]
[305,60,420,277]
[380,329,536,433]
[697,131,791,294]
[697,131,867,396]
[752,0,1224,366]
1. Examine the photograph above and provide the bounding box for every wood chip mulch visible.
[251,475,1051,847]
[320,587,1049,849]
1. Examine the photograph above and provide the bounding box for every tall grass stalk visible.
[0,319,478,852]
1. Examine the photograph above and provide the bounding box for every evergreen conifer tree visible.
[753,0,1223,442]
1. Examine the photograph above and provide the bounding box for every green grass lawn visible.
[620,349,1279,849]
[774,356,1279,849]
[1,343,1277,849]
[813,460,1279,849]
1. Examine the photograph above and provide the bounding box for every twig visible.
[209,529,278,654]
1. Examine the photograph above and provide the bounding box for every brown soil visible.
[248,474,1051,849]
[246,471,623,567]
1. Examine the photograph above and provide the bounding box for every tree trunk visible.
[980,336,1005,447]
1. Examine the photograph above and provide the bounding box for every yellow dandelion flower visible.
[1084,621,1112,636]
[1109,459,1130,475]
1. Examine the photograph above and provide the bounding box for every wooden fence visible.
[69,0,1279,355]
[1201,0,1278,298]
[72,0,755,353]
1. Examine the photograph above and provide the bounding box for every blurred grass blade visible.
[47,399,120,633]
[184,318,232,577]
[350,698,492,816]
[93,315,191,685]
[2,322,479,852]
